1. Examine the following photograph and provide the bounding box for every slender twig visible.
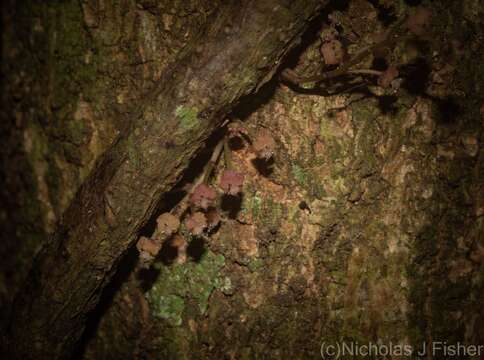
[223,137,233,170]
[203,139,225,183]
[172,136,225,217]
[281,17,406,86]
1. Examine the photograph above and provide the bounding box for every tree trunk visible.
[2,1,323,358]
[2,0,484,359]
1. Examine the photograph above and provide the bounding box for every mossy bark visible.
[2,0,323,359]
[79,1,484,359]
[2,0,484,359]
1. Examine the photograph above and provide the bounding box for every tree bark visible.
[5,1,323,358]
[75,1,484,359]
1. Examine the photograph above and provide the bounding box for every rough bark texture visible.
[1,0,323,358]
[81,1,484,359]
[1,0,484,359]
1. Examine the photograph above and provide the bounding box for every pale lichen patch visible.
[175,105,200,130]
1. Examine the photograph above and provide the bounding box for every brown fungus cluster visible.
[135,4,437,269]
[220,169,244,195]
[190,184,217,210]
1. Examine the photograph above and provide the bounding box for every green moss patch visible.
[176,105,200,130]
[147,250,229,326]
